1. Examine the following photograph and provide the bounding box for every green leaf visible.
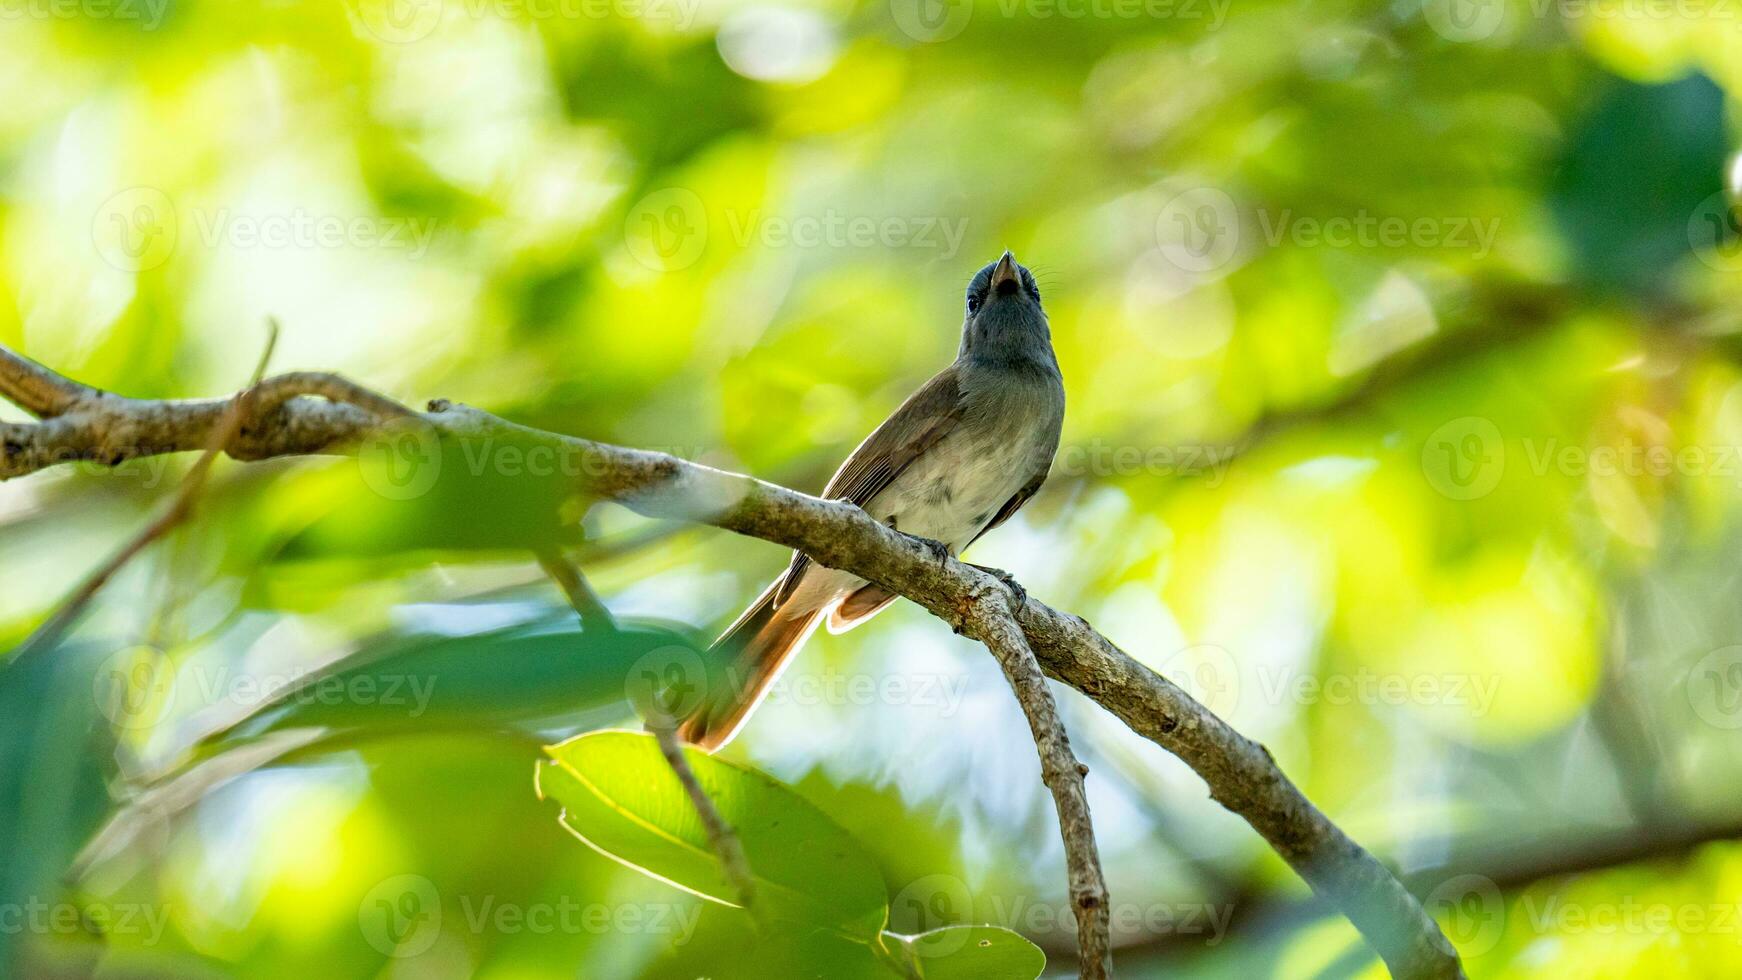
[717,929,908,980]
[0,645,120,974]
[535,730,888,937]
[213,619,704,744]
[1549,72,1729,296]
[711,926,1046,980]
[894,926,1047,979]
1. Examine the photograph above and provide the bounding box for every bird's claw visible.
[972,564,1027,608]
[911,535,952,566]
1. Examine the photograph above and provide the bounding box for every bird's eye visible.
[967,294,982,314]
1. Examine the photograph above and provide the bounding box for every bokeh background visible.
[3,0,1742,976]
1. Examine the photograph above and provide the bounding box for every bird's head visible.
[960,250,1051,362]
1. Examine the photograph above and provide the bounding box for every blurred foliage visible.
[538,731,1046,976]
[2,0,1742,976]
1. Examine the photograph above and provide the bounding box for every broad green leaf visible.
[712,926,1046,980]
[0,645,119,974]
[213,619,703,744]
[536,730,888,937]
[1549,72,1729,296]
[716,929,907,980]
[895,926,1047,979]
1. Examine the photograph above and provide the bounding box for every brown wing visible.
[772,366,965,606]
[963,470,1047,552]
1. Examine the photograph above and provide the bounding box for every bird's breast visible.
[870,409,1057,551]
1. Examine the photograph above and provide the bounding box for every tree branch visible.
[0,344,91,418]
[535,549,617,634]
[650,722,758,913]
[0,344,1465,979]
[966,581,1111,978]
[535,545,757,917]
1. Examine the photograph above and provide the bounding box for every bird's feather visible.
[773,367,966,606]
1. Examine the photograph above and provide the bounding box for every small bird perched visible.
[680,251,1065,749]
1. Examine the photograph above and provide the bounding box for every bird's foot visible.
[970,564,1028,608]
[909,534,952,567]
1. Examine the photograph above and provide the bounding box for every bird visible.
[678,251,1065,749]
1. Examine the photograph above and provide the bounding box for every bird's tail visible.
[677,579,824,751]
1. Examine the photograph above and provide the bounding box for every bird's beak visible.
[991,250,1020,294]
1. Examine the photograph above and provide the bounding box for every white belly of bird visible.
[868,425,1039,552]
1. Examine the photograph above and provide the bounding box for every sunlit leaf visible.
[894,925,1047,979]
[536,730,888,937]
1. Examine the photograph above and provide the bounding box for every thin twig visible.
[0,344,90,417]
[968,589,1111,979]
[535,549,616,632]
[246,371,417,421]
[649,722,757,912]
[9,326,282,662]
[536,548,749,909]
